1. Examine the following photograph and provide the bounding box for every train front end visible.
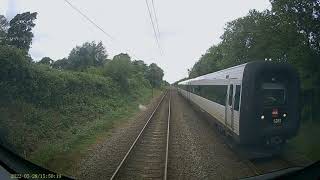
[240,62,300,147]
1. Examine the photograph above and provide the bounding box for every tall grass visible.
[288,120,320,161]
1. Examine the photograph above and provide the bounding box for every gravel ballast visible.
[77,92,165,180]
[168,89,254,179]
[76,88,310,180]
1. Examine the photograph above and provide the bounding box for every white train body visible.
[177,61,300,146]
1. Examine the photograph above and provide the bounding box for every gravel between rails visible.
[115,92,170,179]
[168,90,254,180]
[76,92,165,180]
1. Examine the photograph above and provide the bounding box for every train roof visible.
[179,63,247,85]
[178,61,297,86]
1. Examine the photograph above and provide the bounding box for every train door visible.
[226,83,235,129]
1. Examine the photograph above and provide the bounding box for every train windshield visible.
[262,83,286,106]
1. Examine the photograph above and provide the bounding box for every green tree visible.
[132,60,148,77]
[0,45,31,101]
[67,41,108,70]
[0,15,8,45]
[145,63,164,88]
[189,45,223,78]
[6,12,37,51]
[270,0,320,121]
[271,0,320,53]
[113,53,130,62]
[103,53,133,90]
[217,10,293,66]
[37,57,53,65]
[187,0,320,122]
[52,58,69,70]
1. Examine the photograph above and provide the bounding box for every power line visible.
[145,0,162,55]
[64,0,114,40]
[63,0,139,59]
[151,0,160,39]
[150,0,163,55]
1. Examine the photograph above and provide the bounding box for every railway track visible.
[110,90,171,180]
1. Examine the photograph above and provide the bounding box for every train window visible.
[192,85,201,95]
[197,86,201,95]
[262,83,286,106]
[199,85,227,106]
[263,89,285,106]
[234,85,241,111]
[228,84,233,106]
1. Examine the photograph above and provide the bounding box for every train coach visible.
[177,61,300,147]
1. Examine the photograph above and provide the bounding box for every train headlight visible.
[283,113,287,117]
[261,115,265,120]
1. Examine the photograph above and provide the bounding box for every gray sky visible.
[0,0,270,83]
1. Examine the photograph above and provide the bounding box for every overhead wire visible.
[64,0,114,40]
[63,0,139,59]
[145,0,163,55]
[151,0,161,40]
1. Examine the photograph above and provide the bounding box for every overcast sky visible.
[0,0,270,83]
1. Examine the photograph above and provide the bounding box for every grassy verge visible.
[287,120,320,161]
[28,88,163,176]
[0,44,167,177]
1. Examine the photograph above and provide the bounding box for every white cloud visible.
[0,0,270,83]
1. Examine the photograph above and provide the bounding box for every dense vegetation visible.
[0,12,166,174]
[177,0,320,160]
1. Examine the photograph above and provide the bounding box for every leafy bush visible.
[0,45,159,159]
[0,45,31,102]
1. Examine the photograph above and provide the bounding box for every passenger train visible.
[177,61,300,148]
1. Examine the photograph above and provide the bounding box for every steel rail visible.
[110,90,168,180]
[164,90,171,180]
